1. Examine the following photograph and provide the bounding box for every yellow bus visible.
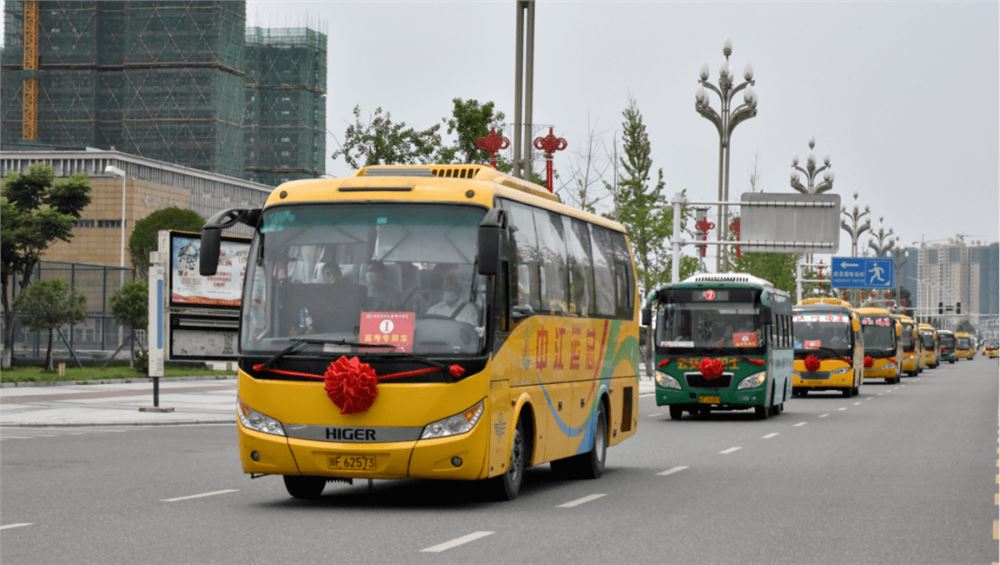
[856,307,903,384]
[895,314,922,377]
[792,298,864,397]
[919,323,940,367]
[955,331,975,360]
[199,164,640,500]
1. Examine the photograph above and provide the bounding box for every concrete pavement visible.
[0,375,657,427]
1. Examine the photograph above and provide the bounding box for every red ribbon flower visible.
[804,354,821,372]
[699,357,724,381]
[863,355,874,368]
[324,356,379,415]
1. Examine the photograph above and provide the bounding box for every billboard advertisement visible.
[169,232,250,308]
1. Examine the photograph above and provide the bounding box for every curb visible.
[0,375,236,388]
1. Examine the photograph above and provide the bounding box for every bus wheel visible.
[851,386,860,396]
[283,476,326,500]
[754,405,769,420]
[490,418,526,500]
[551,402,608,479]
[668,406,684,420]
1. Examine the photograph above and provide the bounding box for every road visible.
[2,358,997,564]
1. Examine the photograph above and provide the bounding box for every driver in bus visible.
[364,261,398,311]
[426,275,478,325]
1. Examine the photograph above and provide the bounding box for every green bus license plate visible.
[329,454,376,471]
[698,395,720,404]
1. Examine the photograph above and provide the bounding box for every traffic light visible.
[956,302,961,314]
[938,302,944,315]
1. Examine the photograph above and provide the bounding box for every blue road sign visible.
[831,257,894,289]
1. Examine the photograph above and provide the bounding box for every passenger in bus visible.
[425,275,478,326]
[318,263,363,329]
[364,261,398,311]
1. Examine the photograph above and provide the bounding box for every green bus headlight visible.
[655,372,681,389]
[737,372,766,389]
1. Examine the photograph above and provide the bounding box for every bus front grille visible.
[798,371,830,380]
[685,373,733,388]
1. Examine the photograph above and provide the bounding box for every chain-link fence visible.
[7,261,132,362]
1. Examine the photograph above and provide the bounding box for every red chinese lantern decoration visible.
[533,127,568,193]
[729,217,741,258]
[804,354,821,372]
[475,128,510,169]
[696,217,716,258]
[863,355,874,368]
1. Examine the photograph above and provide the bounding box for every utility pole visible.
[512,1,535,179]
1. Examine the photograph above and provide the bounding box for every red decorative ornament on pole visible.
[729,217,741,258]
[533,127,567,192]
[475,128,510,169]
[696,217,716,258]
[817,259,826,283]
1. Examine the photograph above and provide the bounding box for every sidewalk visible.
[0,376,655,427]
[0,378,237,427]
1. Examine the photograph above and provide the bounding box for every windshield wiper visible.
[259,337,394,370]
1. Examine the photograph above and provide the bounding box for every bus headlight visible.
[830,367,852,376]
[421,400,484,439]
[237,400,285,436]
[655,372,682,390]
[737,372,767,389]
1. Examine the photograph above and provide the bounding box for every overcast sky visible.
[247,1,998,257]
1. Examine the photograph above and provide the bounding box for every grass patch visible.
[1,365,233,384]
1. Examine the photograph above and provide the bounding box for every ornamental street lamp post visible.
[695,39,758,271]
[533,127,567,193]
[840,192,871,258]
[475,128,510,168]
[790,137,835,195]
[867,218,896,257]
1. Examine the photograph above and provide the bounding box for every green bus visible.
[642,273,794,420]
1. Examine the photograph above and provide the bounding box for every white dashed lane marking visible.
[160,489,239,503]
[718,447,742,455]
[853,401,862,406]
[0,523,34,531]
[761,432,779,439]
[557,493,607,508]
[646,412,662,418]
[421,531,495,553]
[656,466,689,476]
[793,422,808,427]
[818,413,830,418]
[838,407,848,411]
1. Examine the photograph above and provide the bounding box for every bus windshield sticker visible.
[661,340,694,348]
[794,313,848,323]
[359,312,416,352]
[733,332,759,347]
[804,340,822,350]
[861,317,891,327]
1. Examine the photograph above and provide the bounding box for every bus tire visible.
[754,405,769,419]
[283,475,326,500]
[668,406,684,420]
[551,401,608,480]
[490,417,526,501]
[851,386,860,396]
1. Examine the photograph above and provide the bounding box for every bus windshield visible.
[939,333,955,349]
[793,311,853,356]
[656,288,763,353]
[957,337,972,349]
[241,203,488,356]
[921,331,936,348]
[860,315,895,353]
[900,323,915,351]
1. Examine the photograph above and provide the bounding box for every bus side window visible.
[564,217,596,317]
[589,225,617,318]
[608,231,633,319]
[533,208,569,315]
[504,201,542,316]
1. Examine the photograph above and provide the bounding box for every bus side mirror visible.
[199,208,261,277]
[477,208,505,276]
[641,307,652,326]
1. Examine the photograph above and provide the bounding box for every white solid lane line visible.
[656,466,689,476]
[793,422,808,427]
[0,523,34,531]
[818,413,830,418]
[160,489,238,502]
[420,531,495,553]
[718,447,742,455]
[558,493,607,508]
[761,433,780,439]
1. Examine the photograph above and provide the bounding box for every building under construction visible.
[1,1,326,184]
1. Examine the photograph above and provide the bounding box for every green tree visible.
[437,98,507,165]
[110,280,148,367]
[13,280,87,371]
[1,163,91,369]
[129,207,204,279]
[333,105,442,170]
[730,252,798,295]
[610,98,691,294]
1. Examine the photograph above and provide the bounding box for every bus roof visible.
[670,273,788,297]
[854,307,893,316]
[936,329,953,335]
[894,314,916,324]
[268,164,626,232]
[794,302,853,313]
[918,323,937,331]
[798,297,852,308]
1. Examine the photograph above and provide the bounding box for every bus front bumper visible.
[237,416,490,481]
[655,387,767,409]
[863,361,897,380]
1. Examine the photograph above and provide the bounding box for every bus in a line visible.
[199,164,640,500]
[921,324,942,367]
[791,298,864,397]
[856,307,903,384]
[955,331,975,360]
[644,273,793,420]
[896,314,922,377]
